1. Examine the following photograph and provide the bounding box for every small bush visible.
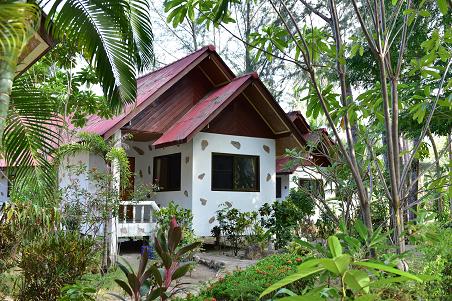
[194,253,313,301]
[18,231,97,301]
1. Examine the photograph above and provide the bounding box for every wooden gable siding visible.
[124,67,213,139]
[202,94,275,139]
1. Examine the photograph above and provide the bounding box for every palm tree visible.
[0,0,153,198]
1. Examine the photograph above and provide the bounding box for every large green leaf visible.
[327,235,342,257]
[319,254,351,275]
[259,267,324,298]
[343,270,370,293]
[353,261,423,282]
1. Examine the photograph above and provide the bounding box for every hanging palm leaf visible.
[44,0,154,112]
[3,78,61,200]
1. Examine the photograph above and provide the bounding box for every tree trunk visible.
[244,0,252,73]
[0,54,18,146]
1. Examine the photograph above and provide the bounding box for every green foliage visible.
[0,204,20,274]
[190,253,312,301]
[154,201,200,248]
[260,235,422,300]
[59,282,96,301]
[114,218,201,301]
[337,219,390,260]
[5,78,62,201]
[45,0,154,110]
[216,205,257,256]
[260,189,315,249]
[18,231,97,301]
[408,221,452,300]
[60,165,121,235]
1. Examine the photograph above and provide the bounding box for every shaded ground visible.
[108,241,258,298]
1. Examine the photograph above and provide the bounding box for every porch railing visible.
[117,200,160,238]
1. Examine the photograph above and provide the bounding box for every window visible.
[212,153,259,191]
[276,177,282,198]
[299,178,324,199]
[153,153,181,191]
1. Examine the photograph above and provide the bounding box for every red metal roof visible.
[77,46,216,137]
[153,74,254,147]
[276,156,301,174]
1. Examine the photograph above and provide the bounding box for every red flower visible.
[170,217,178,229]
[296,258,302,262]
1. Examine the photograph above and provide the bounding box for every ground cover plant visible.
[182,253,313,301]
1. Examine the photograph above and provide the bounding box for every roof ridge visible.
[136,45,215,81]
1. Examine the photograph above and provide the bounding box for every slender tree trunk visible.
[328,0,372,232]
[244,0,252,73]
[377,56,405,253]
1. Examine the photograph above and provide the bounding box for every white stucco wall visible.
[0,169,8,205]
[124,140,193,211]
[191,132,276,236]
[59,151,91,193]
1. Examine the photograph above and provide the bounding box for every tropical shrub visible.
[59,282,96,301]
[186,253,313,301]
[259,189,315,248]
[114,218,201,301]
[0,204,20,274]
[155,201,199,248]
[18,231,97,301]
[216,205,255,256]
[409,220,452,300]
[260,236,423,300]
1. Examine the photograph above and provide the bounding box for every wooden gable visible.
[202,94,274,139]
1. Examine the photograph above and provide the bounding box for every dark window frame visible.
[153,153,181,192]
[276,176,282,198]
[211,153,260,192]
[298,178,325,199]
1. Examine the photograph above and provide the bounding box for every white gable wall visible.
[191,132,276,236]
[124,140,193,211]
[0,169,8,205]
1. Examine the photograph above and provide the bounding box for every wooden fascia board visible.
[103,51,210,139]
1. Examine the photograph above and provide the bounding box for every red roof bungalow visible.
[4,46,332,239]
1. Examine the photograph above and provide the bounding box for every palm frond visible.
[129,0,155,72]
[44,0,154,112]
[3,78,61,200]
[0,3,41,64]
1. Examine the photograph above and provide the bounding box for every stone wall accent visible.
[263,145,270,153]
[200,198,207,205]
[198,173,205,180]
[208,216,215,223]
[230,141,241,149]
[201,140,208,150]
[266,173,271,181]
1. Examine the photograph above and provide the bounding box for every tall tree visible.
[166,0,451,253]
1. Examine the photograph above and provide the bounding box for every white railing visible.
[116,200,160,238]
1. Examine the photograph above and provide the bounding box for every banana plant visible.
[259,236,423,301]
[113,218,201,301]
